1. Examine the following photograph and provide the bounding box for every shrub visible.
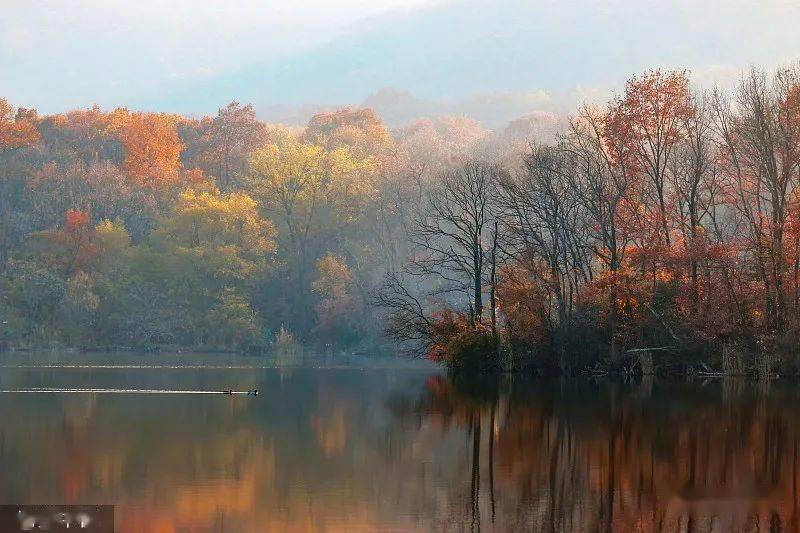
[271,326,303,359]
[443,327,499,373]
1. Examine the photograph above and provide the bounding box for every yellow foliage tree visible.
[249,135,376,243]
[248,134,375,330]
[156,187,277,280]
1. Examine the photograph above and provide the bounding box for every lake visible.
[0,353,798,532]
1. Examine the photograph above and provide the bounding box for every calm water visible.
[0,353,799,532]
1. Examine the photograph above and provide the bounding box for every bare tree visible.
[408,160,503,325]
[713,66,800,331]
[496,144,593,332]
[669,93,717,315]
[372,271,434,353]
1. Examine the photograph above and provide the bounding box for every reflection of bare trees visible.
[393,376,800,531]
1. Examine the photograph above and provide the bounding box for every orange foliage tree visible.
[114,110,184,187]
[303,107,393,164]
[605,71,693,249]
[0,99,41,152]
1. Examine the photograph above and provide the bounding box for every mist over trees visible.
[2,65,800,373]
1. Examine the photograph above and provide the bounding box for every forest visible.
[1,66,799,375]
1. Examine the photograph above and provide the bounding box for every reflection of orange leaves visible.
[59,438,91,502]
[60,468,88,502]
[149,517,176,533]
[425,375,445,391]
[119,511,175,533]
[312,406,348,458]
[175,473,256,523]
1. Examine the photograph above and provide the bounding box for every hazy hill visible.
[151,0,799,126]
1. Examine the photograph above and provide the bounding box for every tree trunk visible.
[490,221,499,356]
[609,259,620,367]
[689,209,699,316]
[473,242,483,324]
[0,178,6,273]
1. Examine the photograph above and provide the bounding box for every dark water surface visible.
[0,353,799,532]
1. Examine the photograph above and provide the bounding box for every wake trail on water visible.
[0,364,423,370]
[0,364,264,369]
[0,388,254,394]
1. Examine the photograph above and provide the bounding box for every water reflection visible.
[0,362,799,531]
[392,375,800,532]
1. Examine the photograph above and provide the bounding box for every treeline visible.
[381,66,800,374]
[2,65,799,370]
[0,98,512,350]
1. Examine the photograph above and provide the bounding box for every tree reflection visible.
[3,367,800,531]
[393,375,800,532]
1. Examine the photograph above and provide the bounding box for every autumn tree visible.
[668,94,718,317]
[304,107,392,161]
[248,134,375,333]
[38,106,121,165]
[0,98,41,268]
[144,186,276,347]
[605,70,693,250]
[26,208,97,275]
[153,186,277,281]
[206,102,266,189]
[312,253,362,344]
[5,64,800,363]
[0,99,40,152]
[115,110,184,187]
[394,116,489,176]
[4,211,115,346]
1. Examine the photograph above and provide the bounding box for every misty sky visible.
[2,0,799,125]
